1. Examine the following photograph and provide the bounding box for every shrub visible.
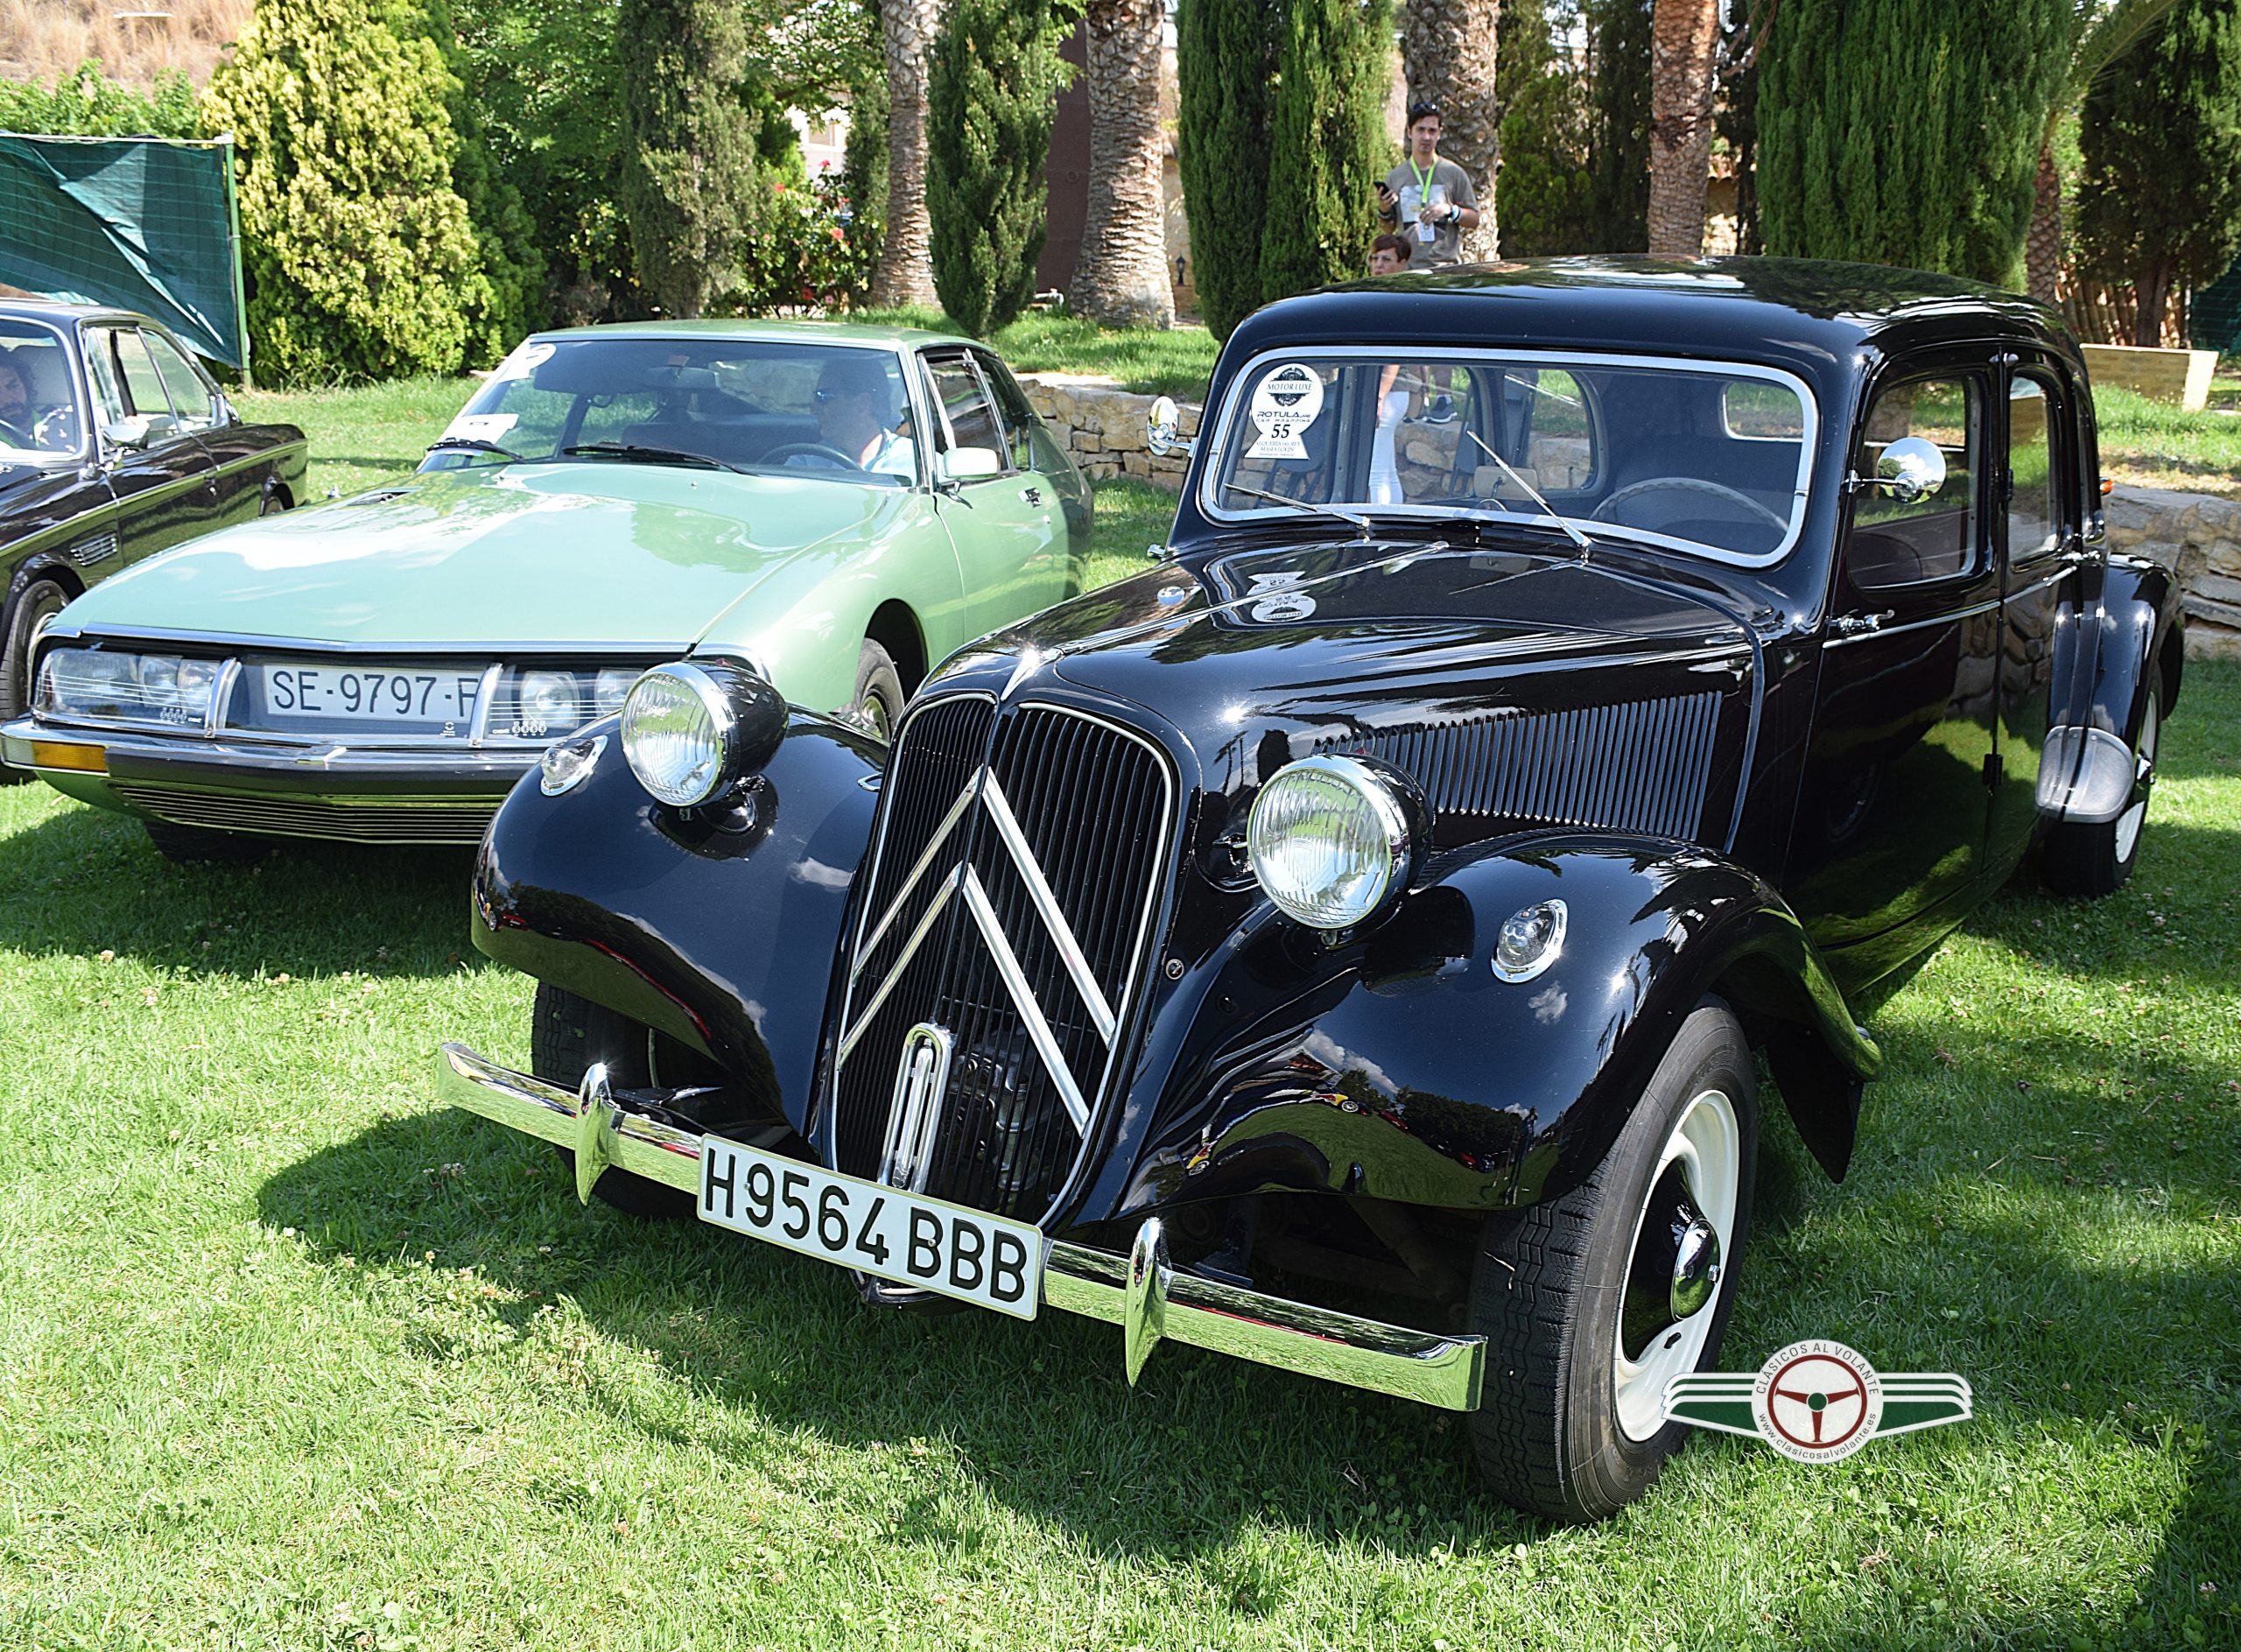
[1177,0,1279,340]
[1258,0,1392,304]
[203,0,518,383]
[0,60,202,137]
[926,0,1068,336]
[616,0,760,318]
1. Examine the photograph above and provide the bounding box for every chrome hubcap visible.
[1670,1218,1721,1320]
[1612,1086,1742,1444]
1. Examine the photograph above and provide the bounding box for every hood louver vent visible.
[1317,692,1720,841]
[67,531,119,567]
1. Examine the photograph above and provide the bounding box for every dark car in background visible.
[433,259,2181,1522]
[0,299,306,734]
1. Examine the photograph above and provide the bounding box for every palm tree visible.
[1645,0,1720,257]
[1402,0,1502,258]
[1072,0,1176,326]
[871,0,943,307]
[2027,0,2180,304]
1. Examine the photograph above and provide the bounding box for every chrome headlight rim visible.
[1247,753,1420,931]
[620,661,741,807]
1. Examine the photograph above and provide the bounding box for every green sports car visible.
[0,321,1091,860]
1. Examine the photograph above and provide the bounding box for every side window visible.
[81,333,129,430]
[108,328,175,422]
[974,352,1041,471]
[1848,374,1980,590]
[143,330,222,432]
[2006,373,2066,565]
[1519,368,1595,491]
[921,354,1004,461]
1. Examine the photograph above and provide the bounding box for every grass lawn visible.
[2095,386,2241,499]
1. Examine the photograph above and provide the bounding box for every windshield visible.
[1201,348,1816,565]
[0,321,88,463]
[422,335,920,485]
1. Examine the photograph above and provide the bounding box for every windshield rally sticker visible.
[1247,363,1325,460]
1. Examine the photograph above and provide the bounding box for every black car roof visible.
[1222,256,2080,383]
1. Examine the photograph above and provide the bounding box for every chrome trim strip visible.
[959,865,1091,1132]
[851,775,981,972]
[204,657,242,736]
[467,663,503,743]
[1823,596,2000,647]
[837,865,963,1065]
[980,771,1117,1042]
[434,1043,1486,1411]
[36,623,692,659]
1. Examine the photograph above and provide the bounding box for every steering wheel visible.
[1591,477,1790,536]
[0,413,36,450]
[764,440,862,470]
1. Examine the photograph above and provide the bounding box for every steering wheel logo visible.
[1663,1339,1971,1463]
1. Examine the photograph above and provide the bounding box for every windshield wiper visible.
[1221,481,1373,538]
[426,435,524,462]
[1461,428,1595,559]
[561,441,745,474]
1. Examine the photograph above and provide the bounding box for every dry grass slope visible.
[0,0,249,91]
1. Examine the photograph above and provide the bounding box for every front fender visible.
[2043,552,2184,824]
[1110,834,1878,1220]
[470,709,882,1136]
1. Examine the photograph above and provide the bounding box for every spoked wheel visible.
[2042,687,2159,897]
[1467,1002,1757,1522]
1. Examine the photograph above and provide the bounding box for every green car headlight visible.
[517,670,582,735]
[37,649,216,726]
[1247,755,1419,931]
[592,668,638,719]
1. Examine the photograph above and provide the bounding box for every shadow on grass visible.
[0,798,484,981]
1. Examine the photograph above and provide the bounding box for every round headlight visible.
[621,664,733,805]
[518,670,581,734]
[1247,755,1416,930]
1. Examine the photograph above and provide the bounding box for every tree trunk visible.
[2026,132,2062,304]
[2134,256,2174,348]
[1402,0,1502,259]
[1072,0,1176,327]
[1645,0,1720,258]
[871,0,942,308]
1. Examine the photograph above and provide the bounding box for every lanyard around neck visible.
[1410,157,1437,199]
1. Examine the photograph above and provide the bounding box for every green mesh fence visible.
[2192,252,2241,358]
[0,133,247,369]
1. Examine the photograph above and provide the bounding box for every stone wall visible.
[1015,373,2241,660]
[2104,485,2241,659]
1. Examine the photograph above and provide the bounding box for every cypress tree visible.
[1498,4,1598,255]
[1257,0,1393,306]
[926,0,1068,335]
[842,32,891,279]
[2078,0,2241,345]
[1177,0,1280,341]
[617,0,759,318]
[204,0,508,382]
[1585,0,1651,252]
[1757,0,2072,287]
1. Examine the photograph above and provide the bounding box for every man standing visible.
[1375,102,1480,274]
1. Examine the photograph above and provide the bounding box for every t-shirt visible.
[863,429,917,480]
[1381,157,1478,270]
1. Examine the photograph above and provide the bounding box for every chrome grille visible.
[110,784,495,845]
[1316,692,1721,841]
[829,696,1175,1223]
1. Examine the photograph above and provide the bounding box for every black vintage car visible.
[435,259,2181,1522]
[0,300,307,732]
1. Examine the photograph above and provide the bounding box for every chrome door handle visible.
[1830,610,1893,636]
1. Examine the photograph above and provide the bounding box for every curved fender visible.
[1113,833,1879,1220]
[2044,553,2184,825]
[471,710,882,1136]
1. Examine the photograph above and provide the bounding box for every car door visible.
[1791,365,2003,954]
[917,348,1067,651]
[143,325,267,526]
[1985,356,2092,875]
[82,321,226,566]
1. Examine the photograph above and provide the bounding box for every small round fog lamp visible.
[538,734,606,797]
[1493,898,1567,982]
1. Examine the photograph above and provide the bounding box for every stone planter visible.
[2081,344,2219,411]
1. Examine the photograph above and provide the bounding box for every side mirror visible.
[1871,435,1947,503]
[102,412,177,451]
[1147,395,1193,459]
[938,446,1001,482]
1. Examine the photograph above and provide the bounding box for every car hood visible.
[51,463,917,649]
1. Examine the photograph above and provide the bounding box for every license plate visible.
[698,1136,1043,1319]
[263,661,486,727]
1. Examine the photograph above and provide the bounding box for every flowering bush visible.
[734,165,881,315]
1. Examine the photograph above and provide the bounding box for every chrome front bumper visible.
[434,1043,1487,1412]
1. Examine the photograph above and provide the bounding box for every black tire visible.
[1,578,69,772]
[2041,689,2160,898]
[850,638,905,742]
[144,819,275,866]
[1467,1002,1759,1523]
[531,981,695,1220]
